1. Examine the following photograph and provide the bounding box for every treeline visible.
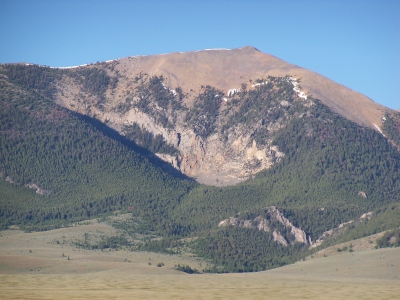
[1,64,118,109]
[74,233,130,250]
[137,237,182,254]
[383,113,400,147]
[122,122,179,155]
[376,228,400,248]
[221,76,302,144]
[1,64,61,99]
[71,67,114,104]
[174,264,200,274]
[134,75,183,128]
[192,227,307,272]
[185,85,224,139]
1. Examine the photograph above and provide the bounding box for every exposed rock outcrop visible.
[54,70,286,186]
[310,211,375,249]
[218,206,310,247]
[220,207,377,249]
[25,183,51,195]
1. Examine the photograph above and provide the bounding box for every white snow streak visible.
[56,64,88,69]
[227,88,240,96]
[373,123,386,137]
[252,81,268,87]
[289,77,308,100]
[195,48,232,52]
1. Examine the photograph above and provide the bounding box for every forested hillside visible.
[169,90,400,238]
[1,63,399,273]
[383,112,400,149]
[0,74,195,231]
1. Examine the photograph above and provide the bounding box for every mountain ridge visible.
[9,46,392,129]
[1,48,399,186]
[50,46,391,129]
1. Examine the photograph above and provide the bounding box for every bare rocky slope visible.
[23,46,396,185]
[218,206,311,247]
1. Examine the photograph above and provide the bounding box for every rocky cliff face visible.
[218,206,311,246]
[217,206,376,248]
[51,67,293,185]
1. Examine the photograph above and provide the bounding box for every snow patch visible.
[50,64,89,69]
[373,123,386,137]
[51,57,121,69]
[227,88,240,96]
[195,48,231,52]
[252,81,268,87]
[289,77,308,100]
[204,48,231,51]
[161,82,177,96]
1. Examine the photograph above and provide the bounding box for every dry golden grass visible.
[1,223,399,299]
[1,272,399,300]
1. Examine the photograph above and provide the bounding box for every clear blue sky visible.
[1,0,399,110]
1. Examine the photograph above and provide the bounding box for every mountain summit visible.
[91,46,389,129]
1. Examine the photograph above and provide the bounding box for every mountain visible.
[1,47,400,272]
[4,46,397,186]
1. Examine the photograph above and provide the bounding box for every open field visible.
[1,222,399,299]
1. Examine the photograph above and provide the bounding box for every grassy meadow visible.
[0,220,399,299]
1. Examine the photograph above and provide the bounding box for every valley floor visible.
[0,222,399,299]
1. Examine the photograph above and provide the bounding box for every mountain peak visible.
[113,46,390,130]
[237,45,261,52]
